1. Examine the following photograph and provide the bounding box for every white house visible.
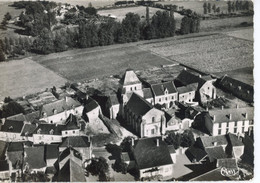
[0,119,24,141]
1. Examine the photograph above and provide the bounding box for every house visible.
[204,107,254,136]
[32,123,64,144]
[39,97,83,124]
[83,96,102,122]
[23,146,46,173]
[121,137,175,181]
[59,136,92,161]
[0,160,9,181]
[218,75,253,103]
[151,81,178,108]
[124,93,166,138]
[45,144,59,168]
[0,119,24,141]
[176,69,217,103]
[105,94,120,119]
[61,114,80,137]
[142,88,154,105]
[177,83,197,103]
[185,133,244,163]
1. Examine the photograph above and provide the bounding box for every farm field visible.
[34,45,174,82]
[0,58,67,101]
[223,27,253,41]
[52,0,116,8]
[138,28,253,74]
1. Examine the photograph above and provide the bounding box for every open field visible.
[223,27,253,41]
[0,58,67,101]
[139,28,253,74]
[34,44,174,82]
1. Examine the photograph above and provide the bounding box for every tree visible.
[1,101,25,118]
[227,1,232,13]
[122,13,141,42]
[207,3,211,14]
[32,28,54,54]
[216,7,220,14]
[231,2,235,12]
[212,4,216,13]
[54,32,67,52]
[165,131,181,149]
[146,5,150,24]
[203,2,207,14]
[86,157,109,181]
[88,2,93,7]
[180,16,192,34]
[4,37,11,53]
[4,12,12,21]
[180,130,195,147]
[235,0,239,11]
[0,45,5,62]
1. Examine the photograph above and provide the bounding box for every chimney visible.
[213,142,217,146]
[65,96,68,102]
[245,113,248,119]
[238,86,241,90]
[156,139,159,147]
[1,118,5,125]
[221,106,224,110]
[229,114,232,120]
[131,138,134,146]
[206,107,209,111]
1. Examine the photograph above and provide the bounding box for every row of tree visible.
[227,0,250,13]
[165,130,195,149]
[203,3,220,14]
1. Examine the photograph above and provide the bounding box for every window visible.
[130,87,132,91]
[159,98,161,102]
[135,87,137,90]
[50,121,53,124]
[65,131,68,134]
[172,96,174,100]
[73,131,75,134]
[219,123,221,128]
[218,129,221,135]
[234,128,237,134]
[226,123,229,127]
[242,127,244,133]
[152,117,155,122]
[151,129,155,135]
[165,97,167,101]
[234,122,238,127]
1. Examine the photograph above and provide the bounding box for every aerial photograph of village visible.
[0,0,255,182]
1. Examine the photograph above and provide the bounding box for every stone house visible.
[124,93,166,138]
[177,83,197,103]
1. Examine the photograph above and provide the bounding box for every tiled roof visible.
[24,146,46,169]
[7,150,23,169]
[125,93,153,116]
[119,69,141,85]
[84,97,99,113]
[0,120,24,133]
[0,160,9,171]
[216,158,238,169]
[59,136,90,148]
[151,81,177,96]
[45,144,59,160]
[0,141,7,160]
[177,83,198,94]
[33,123,64,136]
[108,94,120,106]
[208,107,254,123]
[24,111,40,122]
[7,142,23,152]
[186,144,207,162]
[142,88,153,99]
[59,147,82,163]
[133,137,173,169]
[200,135,228,148]
[39,97,81,117]
[64,114,79,131]
[20,123,37,136]
[227,133,244,147]
[205,146,227,160]
[57,159,86,182]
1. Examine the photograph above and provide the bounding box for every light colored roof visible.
[120,69,141,85]
[208,107,254,123]
[200,135,228,148]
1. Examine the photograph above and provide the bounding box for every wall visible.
[0,132,23,142]
[86,106,101,123]
[178,91,196,103]
[139,164,173,180]
[33,134,62,144]
[62,129,80,137]
[154,93,178,108]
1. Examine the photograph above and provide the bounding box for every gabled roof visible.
[108,94,120,106]
[84,97,99,113]
[33,123,64,136]
[176,69,214,88]
[20,123,37,137]
[205,146,227,160]
[57,159,86,182]
[200,135,228,148]
[132,137,173,169]
[64,114,79,131]
[151,81,177,96]
[0,120,24,133]
[186,144,208,162]
[45,144,59,160]
[208,107,254,123]
[177,83,198,94]
[39,97,81,117]
[185,105,205,119]
[142,88,153,99]
[125,93,153,116]
[24,146,46,169]
[59,147,82,163]
[59,136,90,148]
[24,111,40,122]
[119,69,141,86]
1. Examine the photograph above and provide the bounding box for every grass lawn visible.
[34,45,173,82]
[0,58,67,101]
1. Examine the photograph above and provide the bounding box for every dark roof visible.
[108,94,119,106]
[24,111,40,122]
[33,123,64,135]
[1,120,24,133]
[0,141,7,160]
[142,88,153,99]
[176,70,214,88]
[7,150,23,169]
[64,114,79,131]
[200,135,228,148]
[6,113,26,121]
[59,147,82,162]
[168,145,176,154]
[126,93,153,116]
[20,123,37,136]
[119,70,141,85]
[151,81,177,96]
[177,83,198,94]
[7,142,23,152]
[208,107,254,123]
[185,106,204,119]
[24,146,46,169]
[190,168,231,181]
[39,97,81,117]
[216,158,238,169]
[186,145,207,162]
[205,146,227,160]
[57,159,86,182]
[45,144,59,160]
[59,136,90,148]
[84,97,99,113]
[133,137,173,169]
[227,133,244,147]
[0,160,9,171]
